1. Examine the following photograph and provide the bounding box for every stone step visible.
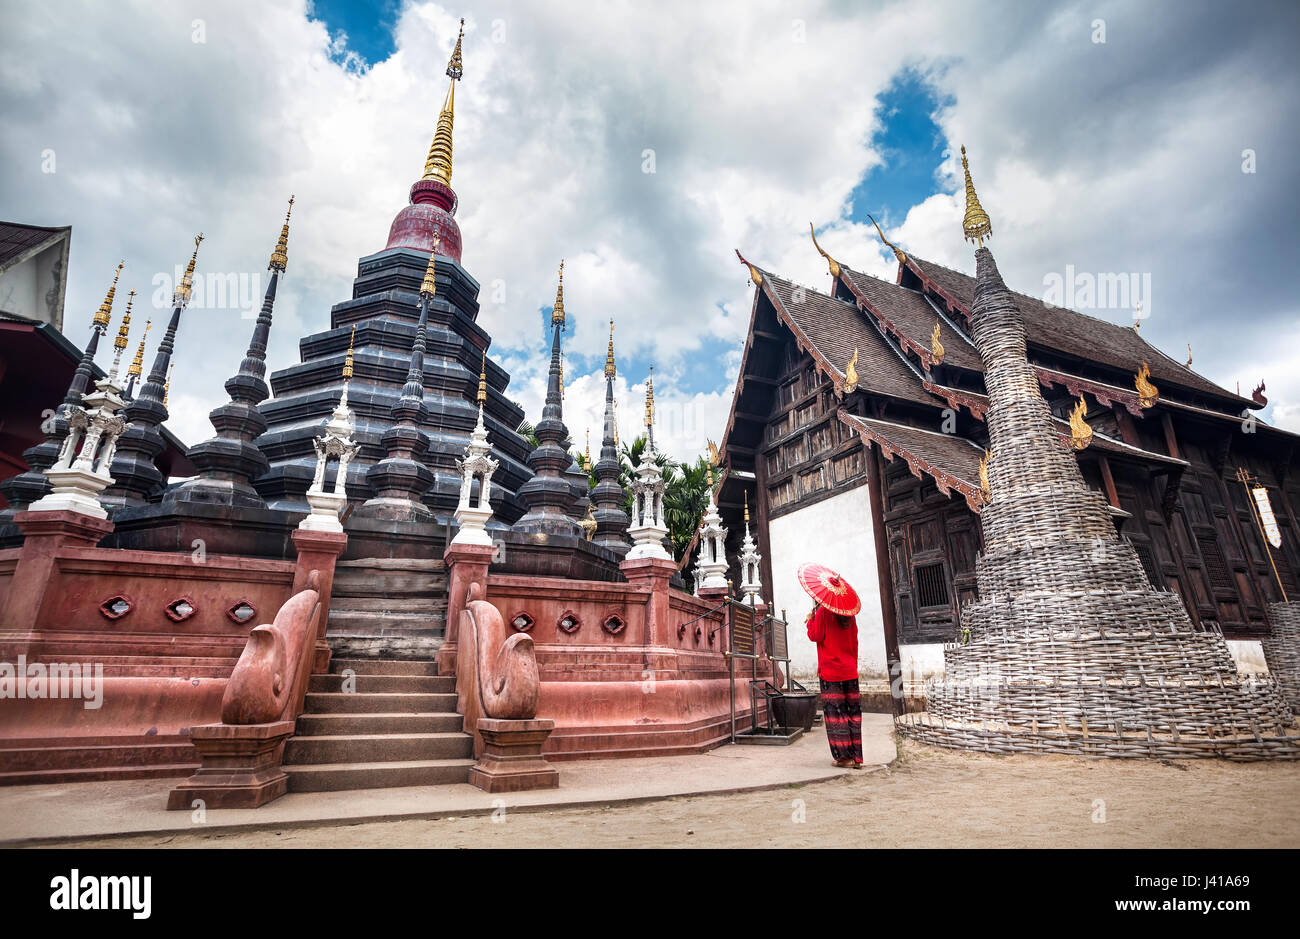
[302,692,458,714]
[0,739,197,773]
[295,712,463,736]
[331,578,445,600]
[284,732,473,764]
[335,558,446,571]
[326,610,445,636]
[329,658,439,677]
[0,763,198,787]
[284,759,473,792]
[308,673,453,694]
[329,597,446,614]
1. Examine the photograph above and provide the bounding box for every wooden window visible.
[914,562,950,610]
[809,425,833,456]
[798,465,826,497]
[832,450,862,484]
[770,478,795,509]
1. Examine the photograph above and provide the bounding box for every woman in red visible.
[806,603,862,767]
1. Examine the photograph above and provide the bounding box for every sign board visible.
[730,602,755,657]
[768,615,789,661]
[1253,486,1283,549]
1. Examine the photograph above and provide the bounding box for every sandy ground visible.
[41,739,1300,849]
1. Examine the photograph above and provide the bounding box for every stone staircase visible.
[326,558,447,659]
[283,656,474,792]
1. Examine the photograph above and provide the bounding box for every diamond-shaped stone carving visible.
[98,595,133,620]
[510,612,535,633]
[227,601,257,624]
[602,613,626,636]
[165,597,196,622]
[558,611,581,634]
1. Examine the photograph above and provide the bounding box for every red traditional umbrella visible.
[796,562,862,617]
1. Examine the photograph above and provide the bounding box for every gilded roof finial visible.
[736,250,763,286]
[269,196,294,272]
[421,18,464,186]
[174,234,204,306]
[931,322,945,365]
[808,223,841,279]
[420,232,441,298]
[342,324,356,380]
[960,146,992,247]
[1132,300,1141,333]
[605,319,616,378]
[552,259,565,327]
[1185,344,1193,368]
[93,261,124,329]
[844,348,859,393]
[114,290,135,352]
[1135,359,1159,408]
[128,320,152,378]
[477,349,487,404]
[706,439,721,467]
[867,214,906,263]
[1068,395,1093,451]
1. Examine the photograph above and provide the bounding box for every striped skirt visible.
[820,678,863,763]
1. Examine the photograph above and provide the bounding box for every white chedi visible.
[625,447,671,561]
[300,383,359,533]
[30,373,130,520]
[451,401,498,546]
[693,473,729,591]
[738,495,764,609]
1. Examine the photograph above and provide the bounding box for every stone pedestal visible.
[438,540,496,675]
[291,528,347,678]
[166,720,296,810]
[621,555,678,647]
[467,718,559,792]
[1,511,114,633]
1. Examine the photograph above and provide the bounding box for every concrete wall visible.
[0,242,64,329]
[767,484,887,683]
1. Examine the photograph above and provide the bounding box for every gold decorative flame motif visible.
[706,439,721,467]
[960,146,992,247]
[867,213,905,263]
[809,222,841,279]
[844,348,859,393]
[1068,395,1093,450]
[979,447,993,503]
[1135,358,1159,408]
[931,321,945,365]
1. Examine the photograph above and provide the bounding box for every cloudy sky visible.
[2,0,1298,463]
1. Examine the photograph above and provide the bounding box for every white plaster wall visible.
[767,484,887,683]
[0,256,39,320]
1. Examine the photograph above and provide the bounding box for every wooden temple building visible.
[702,214,1299,707]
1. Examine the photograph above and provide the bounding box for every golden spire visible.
[552,259,565,327]
[342,324,356,380]
[422,18,464,186]
[868,214,905,263]
[960,146,992,247]
[1135,359,1159,408]
[706,465,714,489]
[420,232,441,298]
[1186,344,1193,368]
[808,223,841,279]
[164,361,174,407]
[931,322,945,365]
[1067,395,1093,451]
[644,365,655,428]
[979,447,993,504]
[269,196,294,272]
[93,261,124,328]
[744,491,750,526]
[844,348,859,393]
[605,319,616,378]
[128,320,152,378]
[477,349,487,404]
[559,350,565,397]
[174,233,204,305]
[585,428,591,467]
[114,290,135,352]
[613,399,620,448]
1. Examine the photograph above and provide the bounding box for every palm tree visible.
[665,455,714,561]
[515,419,540,451]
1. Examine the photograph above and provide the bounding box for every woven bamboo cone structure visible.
[1263,602,1300,714]
[897,152,1300,760]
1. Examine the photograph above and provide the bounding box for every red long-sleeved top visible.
[806,605,859,682]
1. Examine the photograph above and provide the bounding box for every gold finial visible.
[93,261,124,328]
[1185,344,1193,368]
[605,319,616,378]
[552,259,565,327]
[613,398,620,448]
[1132,300,1141,332]
[706,439,721,467]
[979,447,993,504]
[114,290,136,352]
[644,365,655,429]
[1067,395,1093,450]
[706,465,714,489]
[585,428,591,467]
[744,492,750,525]
[477,349,487,404]
[960,146,992,247]
[808,223,841,279]
[269,196,294,272]
[342,324,356,380]
[164,361,174,407]
[844,348,859,393]
[128,320,152,378]
[174,234,204,305]
[420,233,441,298]
[867,214,905,263]
[421,19,464,186]
[931,322,945,365]
[1135,359,1159,408]
[559,350,565,397]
